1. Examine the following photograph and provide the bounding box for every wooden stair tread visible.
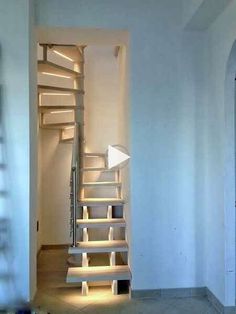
[82,181,121,187]
[83,153,105,157]
[38,60,83,78]
[38,85,84,94]
[60,137,74,143]
[78,198,124,206]
[40,122,75,129]
[66,265,131,283]
[46,44,84,63]
[69,240,128,254]
[80,167,113,172]
[76,218,125,228]
[38,105,84,112]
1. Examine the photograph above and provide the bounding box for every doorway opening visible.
[35,29,131,302]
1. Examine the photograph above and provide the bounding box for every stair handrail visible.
[70,122,79,247]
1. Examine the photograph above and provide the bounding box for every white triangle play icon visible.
[108,145,130,169]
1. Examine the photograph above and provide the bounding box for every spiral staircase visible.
[37,43,131,296]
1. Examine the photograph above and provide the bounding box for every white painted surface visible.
[35,0,205,293]
[1,0,234,305]
[183,0,233,30]
[183,0,236,306]
[0,0,37,304]
[201,1,236,305]
[35,1,236,305]
[84,46,120,153]
[39,129,72,245]
[182,0,204,26]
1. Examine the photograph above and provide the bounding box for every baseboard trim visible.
[206,288,236,314]
[131,287,236,313]
[131,287,206,299]
[41,244,69,250]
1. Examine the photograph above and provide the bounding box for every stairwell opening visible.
[36,30,130,298]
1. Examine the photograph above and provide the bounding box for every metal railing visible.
[70,123,79,247]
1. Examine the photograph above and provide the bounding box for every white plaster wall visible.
[2,0,234,305]
[0,0,37,304]
[183,0,233,30]
[182,0,204,26]
[35,0,206,292]
[39,129,72,245]
[182,0,236,306]
[201,1,236,305]
[85,46,120,153]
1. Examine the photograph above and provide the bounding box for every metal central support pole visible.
[72,166,77,247]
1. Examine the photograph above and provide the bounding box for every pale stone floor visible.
[32,249,218,314]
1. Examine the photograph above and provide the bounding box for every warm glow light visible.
[62,286,125,303]
[41,71,71,79]
[64,126,75,130]
[53,49,74,62]
[50,110,73,114]
[41,93,72,96]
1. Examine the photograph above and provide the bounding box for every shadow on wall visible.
[0,46,29,311]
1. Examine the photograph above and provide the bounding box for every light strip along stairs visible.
[37,43,84,132]
[69,240,128,254]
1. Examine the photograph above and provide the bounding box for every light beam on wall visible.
[41,71,71,79]
[41,93,73,96]
[50,110,73,114]
[53,49,74,62]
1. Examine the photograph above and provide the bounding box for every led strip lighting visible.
[50,110,73,114]
[41,71,71,79]
[53,49,74,62]
[41,93,73,96]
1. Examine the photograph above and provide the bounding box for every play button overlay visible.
[107,145,130,169]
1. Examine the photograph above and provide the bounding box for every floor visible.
[33,248,218,314]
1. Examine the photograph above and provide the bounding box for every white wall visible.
[0,0,37,304]
[182,0,204,26]
[183,0,233,30]
[182,0,236,306]
[85,46,120,153]
[35,0,207,292]
[39,130,72,245]
[201,1,236,305]
[3,0,234,305]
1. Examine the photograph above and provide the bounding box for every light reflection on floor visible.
[33,248,218,314]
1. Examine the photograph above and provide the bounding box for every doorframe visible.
[224,39,236,305]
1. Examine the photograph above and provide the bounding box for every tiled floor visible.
[33,249,218,314]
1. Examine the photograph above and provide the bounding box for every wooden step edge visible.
[80,167,113,172]
[82,153,105,157]
[66,265,131,283]
[68,240,128,254]
[38,105,84,112]
[60,137,74,143]
[76,218,126,228]
[38,60,84,77]
[40,122,75,129]
[38,84,84,94]
[82,182,121,187]
[78,198,125,206]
